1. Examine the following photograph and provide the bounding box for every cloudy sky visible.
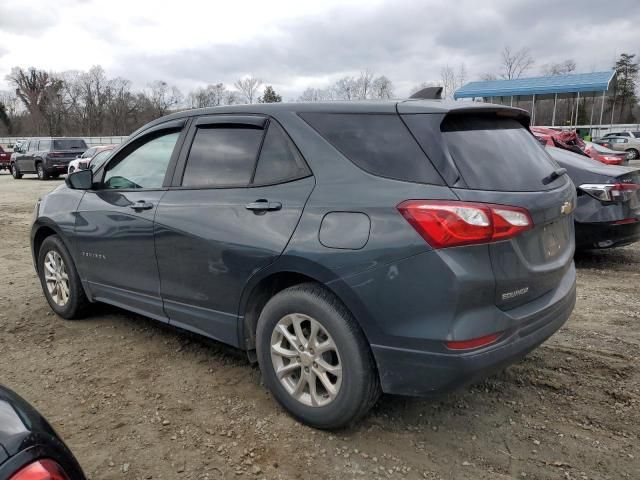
[0,0,638,99]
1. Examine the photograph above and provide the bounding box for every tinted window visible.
[182,127,263,187]
[300,113,442,184]
[103,132,179,189]
[81,147,97,158]
[90,150,112,171]
[253,123,310,184]
[38,139,51,151]
[53,139,87,150]
[440,115,564,191]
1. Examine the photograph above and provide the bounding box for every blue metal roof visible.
[454,71,615,99]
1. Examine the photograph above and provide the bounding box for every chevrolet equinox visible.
[31,101,577,428]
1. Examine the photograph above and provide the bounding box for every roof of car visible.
[132,100,530,138]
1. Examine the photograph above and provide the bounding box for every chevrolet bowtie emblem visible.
[560,201,574,215]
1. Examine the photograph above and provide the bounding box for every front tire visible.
[256,283,380,429]
[37,235,89,319]
[10,163,22,179]
[36,163,49,180]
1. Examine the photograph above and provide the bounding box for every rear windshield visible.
[441,115,564,191]
[53,139,87,150]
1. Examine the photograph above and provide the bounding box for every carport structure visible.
[453,71,617,132]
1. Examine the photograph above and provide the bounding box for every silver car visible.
[596,136,640,160]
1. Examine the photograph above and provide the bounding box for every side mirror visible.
[65,169,93,190]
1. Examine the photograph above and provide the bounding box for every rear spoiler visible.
[409,87,443,100]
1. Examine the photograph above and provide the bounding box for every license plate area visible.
[541,221,566,259]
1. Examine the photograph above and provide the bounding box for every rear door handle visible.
[130,201,154,211]
[245,200,282,212]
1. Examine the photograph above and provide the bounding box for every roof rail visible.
[409,86,443,100]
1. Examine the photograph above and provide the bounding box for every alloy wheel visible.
[270,313,342,407]
[44,251,70,307]
[37,164,44,179]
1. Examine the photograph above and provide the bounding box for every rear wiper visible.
[542,168,567,185]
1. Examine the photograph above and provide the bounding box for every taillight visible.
[446,332,502,350]
[397,200,532,249]
[10,460,70,480]
[580,183,640,202]
[48,152,64,158]
[600,156,623,165]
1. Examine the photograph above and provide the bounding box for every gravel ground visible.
[0,172,638,480]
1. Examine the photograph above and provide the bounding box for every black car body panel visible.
[0,386,85,480]
[32,101,577,397]
[547,146,640,249]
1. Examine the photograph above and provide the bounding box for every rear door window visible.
[182,127,263,187]
[300,113,443,184]
[252,122,310,185]
[439,115,565,191]
[38,139,51,151]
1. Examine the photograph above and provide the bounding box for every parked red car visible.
[0,146,11,171]
[530,127,587,156]
[583,141,628,166]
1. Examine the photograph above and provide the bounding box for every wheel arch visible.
[238,256,375,357]
[31,221,74,275]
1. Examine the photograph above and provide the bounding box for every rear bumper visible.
[575,220,640,249]
[370,264,576,396]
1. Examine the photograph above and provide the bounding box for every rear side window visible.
[182,127,264,187]
[53,139,87,150]
[38,139,51,151]
[439,115,564,191]
[253,122,310,185]
[300,113,443,184]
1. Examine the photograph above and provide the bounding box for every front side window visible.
[90,150,112,171]
[182,127,263,187]
[253,123,310,184]
[103,131,179,189]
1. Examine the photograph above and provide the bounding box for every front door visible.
[73,125,185,320]
[154,116,314,346]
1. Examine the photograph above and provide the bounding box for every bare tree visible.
[500,46,535,80]
[540,59,576,76]
[371,75,394,99]
[481,72,498,81]
[234,76,263,104]
[440,65,456,98]
[145,80,182,116]
[334,76,358,100]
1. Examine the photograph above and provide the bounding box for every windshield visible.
[53,139,87,150]
[441,115,565,191]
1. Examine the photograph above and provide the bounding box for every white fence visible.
[0,136,128,148]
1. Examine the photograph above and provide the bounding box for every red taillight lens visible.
[446,332,502,350]
[600,156,623,165]
[48,152,64,158]
[397,200,533,249]
[10,460,70,480]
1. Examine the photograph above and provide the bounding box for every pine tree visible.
[612,53,639,123]
[260,85,282,103]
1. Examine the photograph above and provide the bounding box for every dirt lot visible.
[0,172,638,480]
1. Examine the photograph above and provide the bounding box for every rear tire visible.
[626,148,639,160]
[10,163,22,179]
[36,163,50,180]
[37,235,90,319]
[256,283,380,429]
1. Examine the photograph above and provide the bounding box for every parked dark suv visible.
[11,138,87,180]
[31,101,577,428]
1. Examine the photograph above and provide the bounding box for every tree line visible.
[0,50,637,138]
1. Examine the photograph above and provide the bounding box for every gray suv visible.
[31,101,577,428]
[11,137,87,180]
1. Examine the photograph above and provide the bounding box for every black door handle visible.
[130,201,154,211]
[245,200,282,212]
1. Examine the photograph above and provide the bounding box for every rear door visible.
[17,140,34,171]
[402,111,576,310]
[155,115,314,346]
[73,120,186,320]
